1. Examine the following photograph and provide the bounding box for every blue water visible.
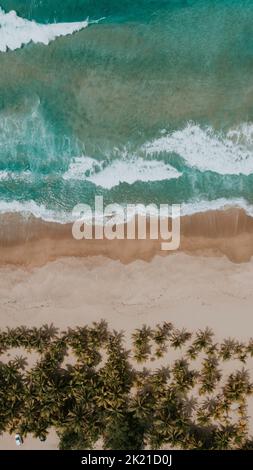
[0,0,253,219]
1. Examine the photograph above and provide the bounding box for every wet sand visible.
[0,208,253,266]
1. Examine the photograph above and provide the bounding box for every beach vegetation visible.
[0,321,253,450]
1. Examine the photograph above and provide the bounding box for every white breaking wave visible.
[0,6,103,52]
[0,200,70,223]
[143,122,253,176]
[180,198,253,216]
[63,156,181,189]
[0,197,252,224]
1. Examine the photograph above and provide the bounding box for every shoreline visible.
[1,252,253,449]
[0,207,253,266]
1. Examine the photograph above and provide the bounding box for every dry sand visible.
[1,253,253,336]
[0,252,253,449]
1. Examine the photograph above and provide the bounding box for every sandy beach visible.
[1,208,253,266]
[1,0,253,456]
[1,249,253,449]
[1,252,253,335]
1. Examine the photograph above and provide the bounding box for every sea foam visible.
[143,122,253,176]
[0,200,69,222]
[0,197,253,224]
[63,156,181,189]
[0,170,31,180]
[0,6,102,52]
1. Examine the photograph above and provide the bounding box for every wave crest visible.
[0,6,104,52]
[0,197,253,224]
[143,122,253,176]
[63,156,181,189]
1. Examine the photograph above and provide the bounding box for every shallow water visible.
[0,0,253,220]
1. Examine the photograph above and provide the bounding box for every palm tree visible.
[170,328,192,349]
[132,325,152,363]
[199,356,221,395]
[197,397,219,425]
[152,322,173,358]
[182,396,197,418]
[151,367,170,385]
[129,391,153,422]
[12,355,28,371]
[103,412,146,450]
[205,342,218,357]
[219,338,237,361]
[40,324,59,343]
[212,425,236,450]
[89,320,109,346]
[171,359,198,392]
[132,367,150,389]
[192,328,214,353]
[0,321,253,450]
[153,322,174,345]
[223,369,253,402]
[234,342,247,363]
[147,387,190,450]
[246,338,253,358]
[186,344,199,360]
[0,359,26,434]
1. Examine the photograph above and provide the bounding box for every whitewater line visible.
[0,6,105,52]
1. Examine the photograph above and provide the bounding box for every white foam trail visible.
[0,197,252,224]
[0,170,11,180]
[63,156,181,188]
[143,122,253,176]
[0,7,103,52]
[0,200,70,223]
[180,198,253,216]
[0,170,31,180]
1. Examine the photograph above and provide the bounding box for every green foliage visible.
[103,413,146,450]
[132,325,152,363]
[152,322,173,358]
[0,321,253,450]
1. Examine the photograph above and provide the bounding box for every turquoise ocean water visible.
[1,0,253,221]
